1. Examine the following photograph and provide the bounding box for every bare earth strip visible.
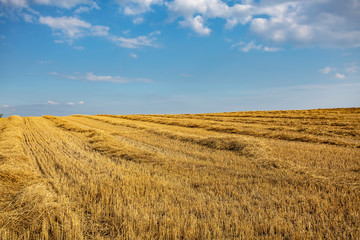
[0,108,359,239]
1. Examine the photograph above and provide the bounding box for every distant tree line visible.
[0,113,3,118]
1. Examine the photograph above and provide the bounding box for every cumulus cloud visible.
[1,104,10,108]
[3,0,360,49]
[252,1,360,47]
[180,15,211,36]
[39,16,109,41]
[166,0,265,36]
[51,72,152,83]
[167,0,251,20]
[166,0,251,35]
[248,2,315,44]
[335,73,346,79]
[161,0,360,47]
[319,67,333,74]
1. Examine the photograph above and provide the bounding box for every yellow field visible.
[0,108,359,239]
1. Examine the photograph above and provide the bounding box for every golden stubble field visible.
[0,108,359,239]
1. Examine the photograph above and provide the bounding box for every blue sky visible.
[0,0,359,116]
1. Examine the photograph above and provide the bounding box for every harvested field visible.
[0,108,359,239]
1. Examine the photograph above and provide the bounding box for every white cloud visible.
[3,0,360,49]
[164,0,360,47]
[233,41,281,52]
[33,0,92,9]
[166,0,254,36]
[83,72,128,83]
[39,16,109,41]
[335,73,346,79]
[0,0,28,7]
[167,0,251,20]
[320,63,358,77]
[132,17,143,24]
[39,16,90,38]
[117,0,163,16]
[240,41,262,52]
[47,100,59,105]
[167,0,253,35]
[110,31,159,48]
[74,6,90,14]
[129,53,138,58]
[249,2,315,44]
[74,2,99,13]
[180,15,211,36]
[67,101,84,106]
[22,13,34,22]
[1,104,9,108]
[90,25,109,36]
[251,1,360,47]
[319,67,333,74]
[122,30,130,35]
[263,46,281,52]
[51,72,152,83]
[1,0,97,9]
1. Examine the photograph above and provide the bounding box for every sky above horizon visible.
[0,0,359,117]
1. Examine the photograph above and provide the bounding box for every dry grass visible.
[0,108,359,239]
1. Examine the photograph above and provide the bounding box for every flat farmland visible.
[0,108,359,239]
